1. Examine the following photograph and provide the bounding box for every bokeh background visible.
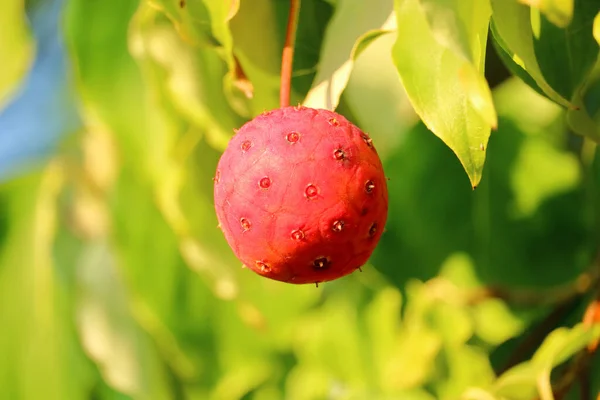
[1,0,599,399]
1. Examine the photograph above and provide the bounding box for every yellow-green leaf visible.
[303,0,395,110]
[490,0,574,108]
[518,0,573,27]
[0,0,34,110]
[392,0,491,188]
[419,0,497,129]
[594,11,600,45]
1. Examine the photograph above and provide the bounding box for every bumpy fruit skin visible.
[213,106,388,285]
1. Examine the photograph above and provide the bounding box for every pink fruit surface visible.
[213,106,388,285]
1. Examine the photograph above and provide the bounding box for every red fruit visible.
[213,106,388,285]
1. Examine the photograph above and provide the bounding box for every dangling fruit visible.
[213,106,388,285]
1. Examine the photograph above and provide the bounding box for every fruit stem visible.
[280,0,301,108]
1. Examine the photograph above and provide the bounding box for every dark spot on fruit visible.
[332,220,344,232]
[328,118,339,126]
[333,149,345,160]
[305,184,319,199]
[241,140,252,152]
[365,180,375,194]
[179,0,185,7]
[369,223,378,238]
[213,170,220,183]
[480,143,485,151]
[240,217,251,231]
[360,207,368,216]
[313,257,330,270]
[286,131,300,143]
[255,261,270,272]
[291,229,305,241]
[259,176,271,189]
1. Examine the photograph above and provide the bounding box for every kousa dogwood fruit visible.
[213,106,388,285]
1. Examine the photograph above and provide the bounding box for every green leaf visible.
[531,0,600,102]
[351,29,394,61]
[567,51,600,141]
[146,0,227,45]
[490,0,574,108]
[460,388,500,400]
[0,0,34,109]
[531,323,600,367]
[434,345,495,400]
[493,363,538,400]
[428,302,473,346]
[146,0,258,117]
[493,323,600,399]
[76,241,174,398]
[594,12,600,45]
[303,0,395,110]
[229,0,283,113]
[365,288,403,391]
[0,168,95,399]
[489,22,547,101]
[392,0,492,188]
[419,0,498,129]
[64,0,151,177]
[511,137,581,217]
[472,299,526,345]
[290,0,335,99]
[419,0,487,64]
[65,0,220,389]
[344,31,419,161]
[131,6,243,151]
[519,0,573,27]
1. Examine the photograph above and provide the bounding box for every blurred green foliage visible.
[1,0,600,399]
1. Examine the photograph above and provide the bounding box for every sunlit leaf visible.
[461,388,500,400]
[419,0,497,129]
[472,299,526,345]
[146,0,252,115]
[228,0,283,113]
[434,345,495,400]
[0,167,95,399]
[0,0,34,109]
[365,288,403,391]
[65,0,219,391]
[303,0,395,110]
[419,0,488,64]
[131,6,243,151]
[344,32,418,160]
[532,323,600,367]
[490,0,574,108]
[493,323,600,399]
[594,12,600,45]
[531,0,600,102]
[489,24,547,101]
[493,363,538,400]
[519,0,573,27]
[350,29,394,61]
[76,241,174,398]
[392,0,491,188]
[567,56,600,141]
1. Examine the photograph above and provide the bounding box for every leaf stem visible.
[280,0,301,108]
